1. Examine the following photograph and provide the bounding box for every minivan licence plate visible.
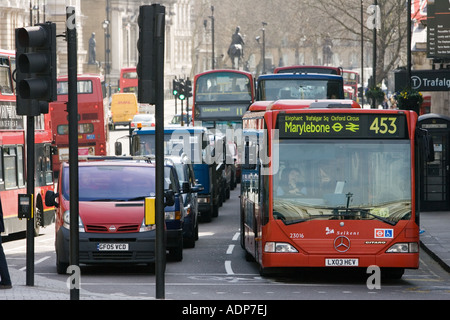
[97,243,129,251]
[325,258,358,266]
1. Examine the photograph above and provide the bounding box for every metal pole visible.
[361,0,365,107]
[26,115,34,286]
[67,6,79,300]
[407,0,412,88]
[371,0,377,109]
[154,5,166,299]
[211,6,214,70]
[262,23,266,74]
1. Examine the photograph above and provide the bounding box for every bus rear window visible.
[57,123,94,135]
[57,80,93,95]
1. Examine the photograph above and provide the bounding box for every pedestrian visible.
[0,197,12,289]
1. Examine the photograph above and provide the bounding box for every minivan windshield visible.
[62,165,156,201]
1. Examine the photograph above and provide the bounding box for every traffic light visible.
[185,79,192,98]
[137,5,164,104]
[178,79,186,101]
[172,79,180,97]
[15,22,57,116]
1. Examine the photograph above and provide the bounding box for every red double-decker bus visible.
[49,74,108,177]
[0,49,54,235]
[342,70,360,101]
[119,67,137,93]
[241,99,430,279]
[193,69,254,126]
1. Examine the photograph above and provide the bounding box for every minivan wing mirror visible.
[45,190,59,208]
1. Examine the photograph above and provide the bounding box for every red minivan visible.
[46,160,160,274]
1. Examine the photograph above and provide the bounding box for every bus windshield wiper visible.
[359,209,397,226]
[274,211,307,225]
[284,218,307,225]
[335,207,397,226]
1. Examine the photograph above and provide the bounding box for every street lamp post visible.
[102,19,110,96]
[361,0,365,107]
[372,0,377,109]
[209,6,215,70]
[262,22,267,74]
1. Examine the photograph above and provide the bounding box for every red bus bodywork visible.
[49,74,108,176]
[0,49,55,235]
[119,67,138,94]
[241,99,420,278]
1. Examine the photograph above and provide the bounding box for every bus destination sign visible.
[194,103,248,120]
[278,113,407,139]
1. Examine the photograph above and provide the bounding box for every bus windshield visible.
[259,78,343,100]
[273,140,411,225]
[195,72,252,102]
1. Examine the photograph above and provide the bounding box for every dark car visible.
[166,154,203,248]
[164,159,186,261]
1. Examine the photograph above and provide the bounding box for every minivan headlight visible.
[139,218,156,232]
[63,210,85,232]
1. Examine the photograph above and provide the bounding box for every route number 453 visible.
[370,117,397,135]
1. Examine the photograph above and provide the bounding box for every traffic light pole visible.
[154,5,166,300]
[137,4,166,299]
[25,115,34,286]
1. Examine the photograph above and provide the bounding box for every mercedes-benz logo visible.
[334,236,350,252]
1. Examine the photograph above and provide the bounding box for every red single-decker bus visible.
[241,99,429,279]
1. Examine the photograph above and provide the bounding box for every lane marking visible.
[226,244,235,255]
[19,256,51,271]
[225,260,234,275]
[232,232,240,241]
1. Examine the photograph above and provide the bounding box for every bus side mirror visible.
[115,141,122,156]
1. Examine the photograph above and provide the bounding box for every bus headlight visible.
[63,210,85,232]
[264,242,298,253]
[386,242,419,253]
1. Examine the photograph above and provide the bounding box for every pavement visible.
[1,210,448,300]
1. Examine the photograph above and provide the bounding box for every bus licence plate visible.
[97,243,129,251]
[325,258,358,267]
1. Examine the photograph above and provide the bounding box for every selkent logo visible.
[374,228,393,238]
